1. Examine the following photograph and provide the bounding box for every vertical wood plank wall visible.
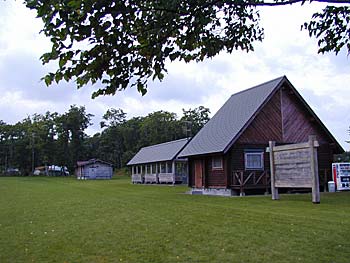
[281,87,328,143]
[237,91,283,144]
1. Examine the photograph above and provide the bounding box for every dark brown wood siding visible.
[237,91,283,144]
[317,143,333,171]
[206,155,226,187]
[230,144,270,171]
[231,143,331,172]
[281,87,328,144]
[224,153,231,187]
[188,157,193,187]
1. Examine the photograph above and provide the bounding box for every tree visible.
[139,111,182,146]
[119,116,144,165]
[0,106,95,174]
[25,0,350,97]
[100,108,126,128]
[29,112,59,167]
[97,108,127,168]
[0,105,213,172]
[55,105,93,169]
[181,106,210,136]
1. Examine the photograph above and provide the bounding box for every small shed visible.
[127,138,190,184]
[76,159,113,180]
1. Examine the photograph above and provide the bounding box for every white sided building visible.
[76,159,113,180]
[127,138,190,184]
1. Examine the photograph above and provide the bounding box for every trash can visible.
[328,181,335,192]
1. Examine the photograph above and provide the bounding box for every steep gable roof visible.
[179,76,343,157]
[179,76,285,157]
[127,138,190,166]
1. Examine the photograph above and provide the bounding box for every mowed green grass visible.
[0,176,349,263]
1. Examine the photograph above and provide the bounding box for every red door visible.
[194,160,203,188]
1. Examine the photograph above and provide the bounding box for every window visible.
[176,162,187,175]
[160,162,166,173]
[151,164,157,174]
[166,161,173,173]
[212,156,223,170]
[145,165,150,174]
[245,151,264,170]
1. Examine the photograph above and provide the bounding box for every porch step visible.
[191,188,237,196]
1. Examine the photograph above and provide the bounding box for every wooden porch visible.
[230,170,270,196]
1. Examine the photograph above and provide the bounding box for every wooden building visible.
[127,138,190,184]
[76,159,113,180]
[178,76,344,196]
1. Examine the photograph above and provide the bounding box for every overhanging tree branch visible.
[24,0,350,98]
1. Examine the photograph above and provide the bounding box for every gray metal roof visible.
[77,159,113,167]
[127,138,190,165]
[178,76,285,157]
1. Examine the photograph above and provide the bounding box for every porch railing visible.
[158,173,175,184]
[230,170,270,195]
[132,174,143,184]
[230,168,331,195]
[144,173,157,183]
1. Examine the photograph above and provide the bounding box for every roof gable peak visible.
[230,75,286,98]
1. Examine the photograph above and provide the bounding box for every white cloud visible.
[0,1,50,56]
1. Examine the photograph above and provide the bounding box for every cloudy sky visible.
[1,1,349,150]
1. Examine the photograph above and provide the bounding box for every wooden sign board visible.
[267,135,320,204]
[274,147,312,188]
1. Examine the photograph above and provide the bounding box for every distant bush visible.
[334,152,350,162]
[114,167,130,177]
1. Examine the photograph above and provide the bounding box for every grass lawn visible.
[0,176,349,263]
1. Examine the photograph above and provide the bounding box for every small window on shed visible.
[245,151,264,170]
[212,156,223,170]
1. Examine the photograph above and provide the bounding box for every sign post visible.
[268,135,320,204]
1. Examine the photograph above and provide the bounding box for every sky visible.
[0,1,349,150]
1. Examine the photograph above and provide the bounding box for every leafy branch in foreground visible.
[25,0,350,97]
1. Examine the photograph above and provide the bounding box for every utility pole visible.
[182,120,192,139]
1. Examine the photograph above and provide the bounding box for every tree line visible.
[0,105,210,175]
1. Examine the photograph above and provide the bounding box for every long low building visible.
[127,138,190,184]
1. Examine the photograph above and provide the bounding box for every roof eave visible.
[127,138,192,165]
[178,150,224,158]
[172,138,192,160]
